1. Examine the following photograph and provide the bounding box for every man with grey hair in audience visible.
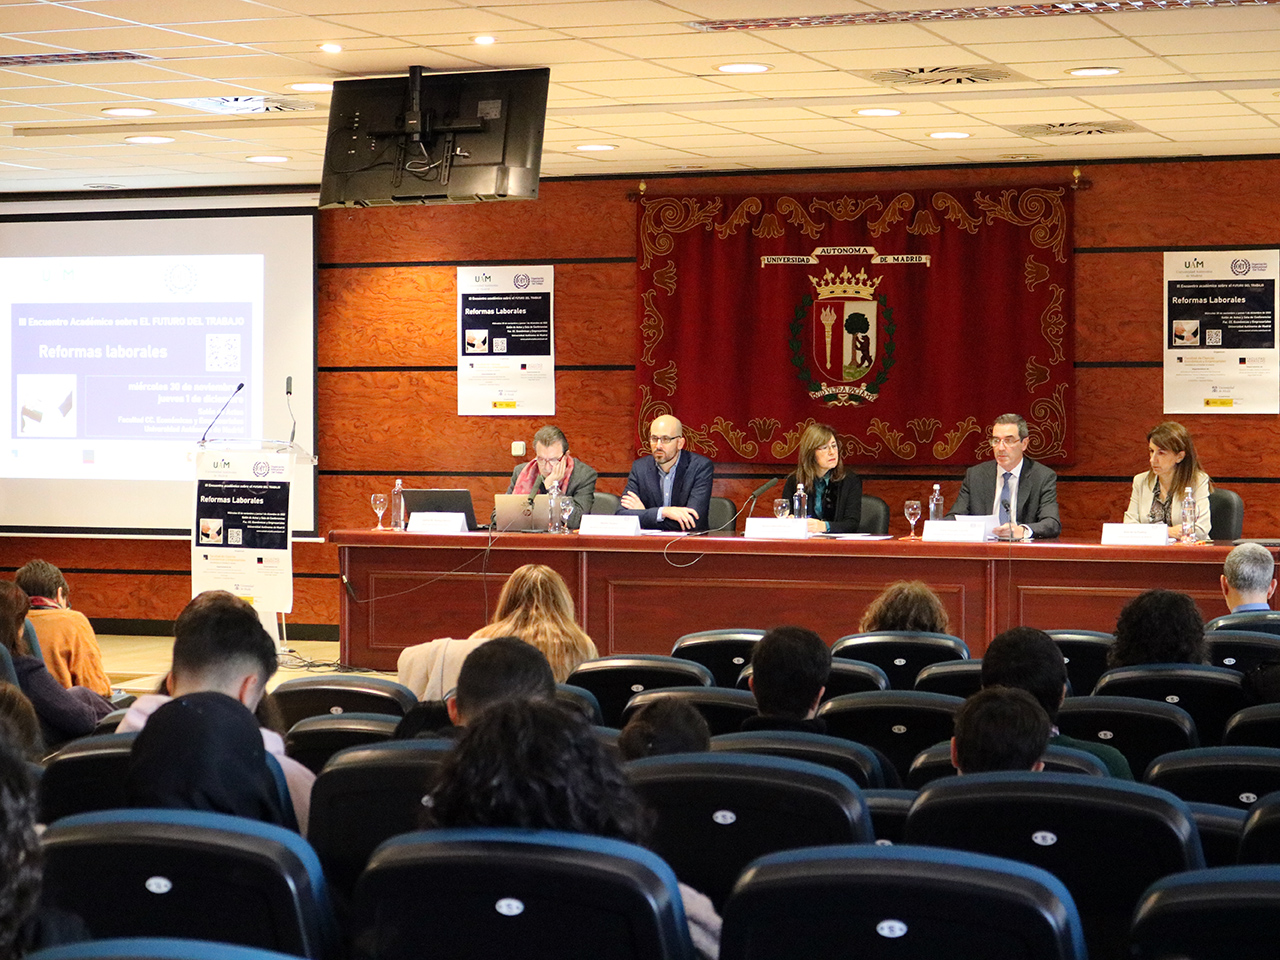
[1221,542,1277,614]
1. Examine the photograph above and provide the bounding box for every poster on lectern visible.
[1164,250,1279,414]
[457,265,554,416]
[191,448,293,610]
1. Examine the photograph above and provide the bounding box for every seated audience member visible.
[951,686,1050,774]
[0,582,112,746]
[618,698,711,760]
[502,425,597,530]
[780,423,862,534]
[397,636,556,739]
[397,564,598,698]
[1124,420,1211,541]
[118,590,312,832]
[858,580,951,634]
[1109,589,1206,668]
[126,691,289,827]
[1221,542,1276,613]
[13,560,112,696]
[945,413,1061,541]
[0,684,44,762]
[618,414,714,532]
[426,699,721,960]
[981,626,1133,779]
[742,626,830,734]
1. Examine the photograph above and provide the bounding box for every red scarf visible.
[512,454,575,495]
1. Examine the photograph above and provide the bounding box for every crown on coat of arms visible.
[808,266,881,301]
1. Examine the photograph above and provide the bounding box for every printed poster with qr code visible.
[192,449,293,611]
[1164,250,1279,414]
[456,265,554,416]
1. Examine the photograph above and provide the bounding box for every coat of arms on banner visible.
[791,265,893,406]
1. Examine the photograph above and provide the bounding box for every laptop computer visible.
[493,493,552,533]
[401,488,480,531]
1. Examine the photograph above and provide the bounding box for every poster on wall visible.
[457,265,554,416]
[191,448,293,610]
[1164,250,1279,414]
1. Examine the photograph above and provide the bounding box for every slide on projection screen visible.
[0,207,317,538]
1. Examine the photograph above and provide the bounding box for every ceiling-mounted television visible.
[319,66,550,208]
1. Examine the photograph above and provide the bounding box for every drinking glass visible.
[773,498,790,519]
[371,493,388,530]
[560,497,574,533]
[904,500,922,539]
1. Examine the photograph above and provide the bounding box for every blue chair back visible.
[1131,865,1280,960]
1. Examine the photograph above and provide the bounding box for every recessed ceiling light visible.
[289,82,333,93]
[102,107,156,117]
[1068,66,1121,77]
[666,164,706,170]
[930,131,970,139]
[473,35,496,45]
[246,155,290,163]
[1001,154,1043,160]
[85,183,124,190]
[318,43,343,53]
[124,135,174,144]
[857,107,901,117]
[717,63,770,74]
[574,144,615,151]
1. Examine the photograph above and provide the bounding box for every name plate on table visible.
[579,514,642,536]
[744,517,808,540]
[1102,522,1170,546]
[922,519,987,543]
[407,512,468,534]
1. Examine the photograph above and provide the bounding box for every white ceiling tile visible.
[557,75,735,97]
[757,22,954,53]
[556,23,690,38]
[545,59,682,81]
[489,1,692,28]
[963,37,1154,63]
[9,25,212,49]
[1111,102,1257,121]
[806,47,994,71]
[669,0,878,18]
[1107,6,1280,37]
[1139,114,1277,132]
[1146,31,1280,55]
[919,16,1124,44]
[3,61,199,83]
[175,17,375,42]
[317,7,534,33]
[1164,53,1280,74]
[286,48,484,71]
[248,36,417,52]
[587,30,792,59]
[3,3,133,32]
[63,0,298,25]
[410,37,615,63]
[708,73,879,95]
[1010,58,1185,81]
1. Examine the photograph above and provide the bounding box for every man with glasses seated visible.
[945,413,1060,540]
[502,424,597,529]
[618,414,714,531]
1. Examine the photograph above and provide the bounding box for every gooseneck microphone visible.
[749,476,783,501]
[199,382,244,445]
[1000,500,1013,540]
[285,376,297,445]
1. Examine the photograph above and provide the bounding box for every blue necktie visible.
[999,472,1013,525]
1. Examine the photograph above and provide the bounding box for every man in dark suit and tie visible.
[618,414,714,531]
[946,413,1060,540]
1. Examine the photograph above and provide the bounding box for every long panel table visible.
[330,531,1240,671]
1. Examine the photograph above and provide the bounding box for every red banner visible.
[635,187,1074,466]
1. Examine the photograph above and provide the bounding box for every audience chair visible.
[858,495,890,535]
[555,683,603,724]
[720,845,1087,960]
[271,676,418,731]
[589,492,621,515]
[1208,487,1244,541]
[308,739,455,901]
[1131,865,1280,960]
[1056,695,1198,778]
[40,809,337,959]
[710,730,884,789]
[22,618,42,664]
[1237,790,1280,863]
[1094,664,1247,745]
[671,629,764,687]
[284,713,399,774]
[1223,703,1280,747]
[351,828,695,960]
[567,655,713,728]
[904,771,1204,960]
[627,752,871,909]
[1046,630,1114,698]
[1204,628,1280,673]
[38,731,137,823]
[393,700,451,739]
[708,496,737,533]
[1187,801,1247,868]
[736,658,890,700]
[1145,745,1280,810]
[26,938,311,960]
[92,708,129,735]
[816,690,964,782]
[831,632,968,691]
[621,687,757,737]
[913,659,984,698]
[0,642,19,687]
[1206,610,1280,638]
[862,788,917,846]
[906,743,1109,790]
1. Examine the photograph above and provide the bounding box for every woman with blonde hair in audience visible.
[858,580,950,635]
[398,564,598,699]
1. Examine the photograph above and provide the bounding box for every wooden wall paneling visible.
[1074,252,1164,362]
[0,537,188,573]
[641,165,1080,199]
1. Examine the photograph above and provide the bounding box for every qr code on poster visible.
[206,334,241,372]
[1206,329,1222,346]
[228,528,243,545]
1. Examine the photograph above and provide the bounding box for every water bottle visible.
[929,483,944,521]
[391,478,405,531]
[1181,486,1196,543]
[547,480,563,534]
[793,483,807,520]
